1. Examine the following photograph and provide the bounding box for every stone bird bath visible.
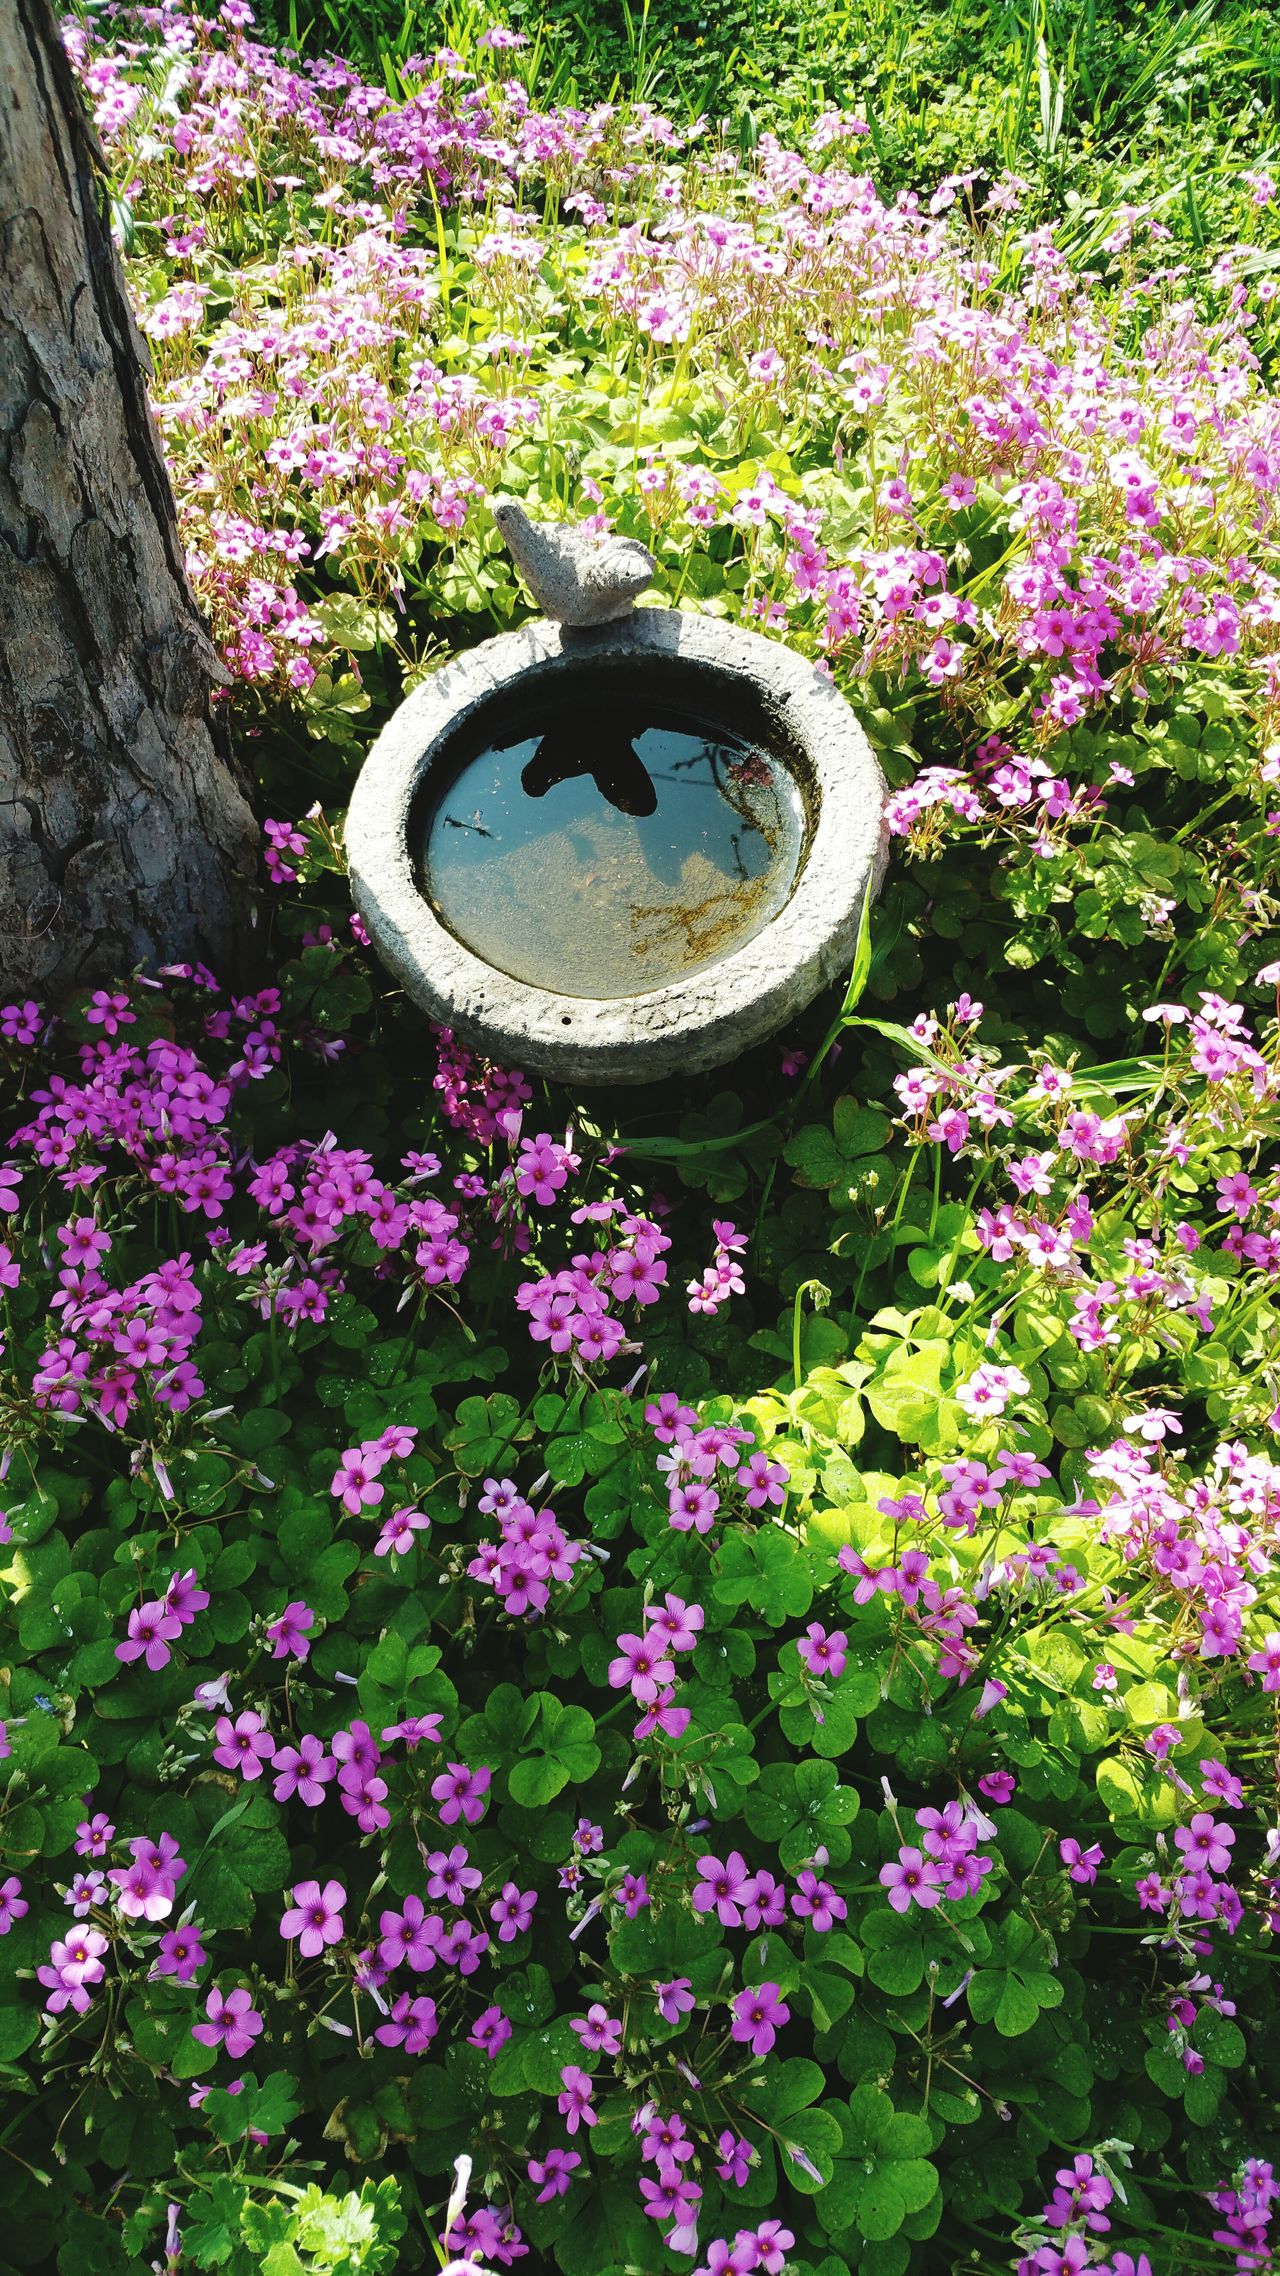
[346,502,888,1086]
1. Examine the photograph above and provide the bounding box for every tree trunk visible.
[0,0,258,1001]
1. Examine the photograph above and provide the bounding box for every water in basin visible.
[418,700,807,1000]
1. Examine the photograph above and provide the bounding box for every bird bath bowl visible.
[346,607,887,1087]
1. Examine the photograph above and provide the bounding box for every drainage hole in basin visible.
[561,1016,571,1025]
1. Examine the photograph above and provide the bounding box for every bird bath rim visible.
[345,606,888,1087]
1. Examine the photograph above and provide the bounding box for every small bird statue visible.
[492,495,656,627]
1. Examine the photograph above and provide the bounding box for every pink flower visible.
[490,1882,537,1942]
[796,1622,847,1678]
[1059,1838,1104,1886]
[528,2148,580,2203]
[280,1878,345,1957]
[430,1762,491,1825]
[655,1976,696,2025]
[213,1710,274,1780]
[879,1846,944,1912]
[374,1993,439,2052]
[791,1871,847,1932]
[693,1851,755,1928]
[116,1599,183,1672]
[729,1982,790,2057]
[0,1876,28,1935]
[570,2003,621,2055]
[265,1600,315,1661]
[193,1984,263,2059]
[608,1630,676,1703]
[557,2064,596,2134]
[331,1446,385,1515]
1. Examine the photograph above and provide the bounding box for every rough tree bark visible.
[0,0,258,1000]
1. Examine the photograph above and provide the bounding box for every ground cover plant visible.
[1,3,1280,2273]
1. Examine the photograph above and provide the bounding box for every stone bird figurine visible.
[492,496,656,627]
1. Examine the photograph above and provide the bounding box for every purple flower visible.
[378,1895,441,1972]
[374,1993,438,2052]
[978,1771,1016,1804]
[557,2064,596,2134]
[616,1872,649,1918]
[193,1984,263,2059]
[570,2003,621,2055]
[38,1926,108,2014]
[693,1850,755,1927]
[1059,1838,1104,1886]
[791,1871,847,1932]
[0,1875,27,1935]
[528,2147,581,2203]
[796,1622,847,1678]
[425,1844,482,1902]
[608,1630,676,1703]
[116,1599,183,1671]
[272,1733,336,1805]
[331,1445,386,1515]
[213,1710,274,1780]
[108,1860,174,1922]
[880,1846,945,1912]
[74,1814,114,1859]
[265,1600,315,1662]
[381,1712,443,1750]
[715,2129,754,2187]
[280,1878,345,1957]
[655,1976,696,2025]
[736,1450,789,1508]
[742,1869,787,1932]
[729,1982,790,2057]
[152,1925,207,1982]
[430,1761,491,1826]
[490,1882,537,1942]
[468,2004,511,2057]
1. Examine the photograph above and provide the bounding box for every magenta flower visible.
[0,1875,28,1935]
[557,2064,596,2134]
[468,2004,512,2057]
[152,1925,207,1982]
[1173,1813,1235,1875]
[378,1895,442,1972]
[791,1871,848,1932]
[116,1599,183,1671]
[1060,1838,1104,1885]
[715,2129,754,2187]
[1248,1633,1280,1690]
[381,1713,443,1750]
[879,1846,945,1912]
[796,1622,847,1678]
[280,1878,345,1957]
[213,1710,274,1780]
[265,1600,315,1662]
[607,1630,676,1704]
[108,1859,174,1922]
[331,1446,385,1515]
[38,1926,109,2015]
[616,1872,649,1918]
[655,1976,697,2025]
[570,2003,621,2055]
[74,1814,115,1859]
[430,1761,491,1825]
[978,1771,1017,1804]
[730,1982,790,2056]
[375,1993,439,2052]
[193,1984,263,2059]
[490,1882,537,1942]
[693,1850,755,1928]
[528,2147,581,2203]
[272,1733,336,1805]
[736,1450,789,1508]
